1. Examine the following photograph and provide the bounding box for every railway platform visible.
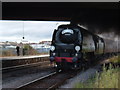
[0,55,49,68]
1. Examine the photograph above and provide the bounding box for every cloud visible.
[0,21,70,43]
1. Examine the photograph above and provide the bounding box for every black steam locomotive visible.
[50,24,118,71]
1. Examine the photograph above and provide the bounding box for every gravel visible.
[60,65,101,88]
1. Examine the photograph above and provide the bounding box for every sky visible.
[0,20,118,43]
[0,20,70,43]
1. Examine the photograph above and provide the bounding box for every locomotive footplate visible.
[55,57,81,70]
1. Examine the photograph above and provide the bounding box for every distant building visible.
[39,41,51,45]
[0,42,4,45]
[0,41,18,46]
[29,42,37,45]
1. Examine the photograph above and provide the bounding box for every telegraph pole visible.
[21,21,25,56]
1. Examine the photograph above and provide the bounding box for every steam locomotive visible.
[50,24,119,71]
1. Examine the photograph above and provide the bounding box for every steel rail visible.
[15,71,57,89]
[1,60,50,71]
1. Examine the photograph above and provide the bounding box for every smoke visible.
[98,32,118,41]
[79,23,119,41]
[72,9,119,41]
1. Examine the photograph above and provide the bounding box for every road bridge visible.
[2,2,119,37]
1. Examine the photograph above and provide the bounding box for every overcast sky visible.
[0,20,70,43]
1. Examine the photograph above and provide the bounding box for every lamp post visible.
[21,21,29,56]
[22,21,25,56]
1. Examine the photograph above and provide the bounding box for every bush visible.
[1,50,15,57]
[23,44,39,55]
[109,56,120,63]
[75,63,119,88]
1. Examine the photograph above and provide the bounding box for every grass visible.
[75,56,120,88]
[109,55,120,63]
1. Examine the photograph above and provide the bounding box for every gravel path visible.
[60,65,101,88]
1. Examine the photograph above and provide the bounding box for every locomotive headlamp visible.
[52,53,56,56]
[75,53,78,56]
[50,46,55,51]
[75,46,80,52]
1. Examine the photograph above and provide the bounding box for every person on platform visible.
[16,45,20,56]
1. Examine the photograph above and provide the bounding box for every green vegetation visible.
[23,44,39,55]
[23,44,49,55]
[75,56,119,88]
[109,56,120,63]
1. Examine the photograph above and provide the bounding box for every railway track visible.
[14,56,117,90]
[2,60,50,73]
[15,70,79,90]
[2,54,119,89]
